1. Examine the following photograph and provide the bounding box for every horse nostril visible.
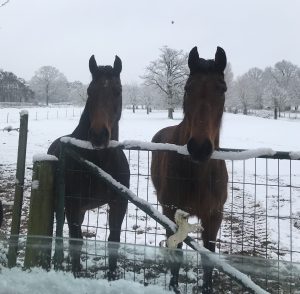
[89,128,110,147]
[99,128,109,143]
[187,138,213,162]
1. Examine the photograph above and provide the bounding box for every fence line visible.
[62,145,268,294]
[0,107,83,124]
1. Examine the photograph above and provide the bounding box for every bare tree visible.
[123,83,140,113]
[224,62,236,111]
[245,67,264,109]
[0,0,9,8]
[262,62,299,118]
[289,69,300,109]
[234,75,255,115]
[30,66,68,105]
[68,81,87,105]
[0,70,34,103]
[141,46,188,119]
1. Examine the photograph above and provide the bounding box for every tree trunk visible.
[168,108,173,119]
[146,106,150,115]
[46,83,49,106]
[243,107,248,115]
[133,105,135,113]
[274,107,278,120]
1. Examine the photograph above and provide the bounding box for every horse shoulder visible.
[47,137,61,157]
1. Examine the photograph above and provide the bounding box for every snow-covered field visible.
[1,106,300,292]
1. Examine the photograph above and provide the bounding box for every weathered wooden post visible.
[24,155,58,269]
[7,110,28,268]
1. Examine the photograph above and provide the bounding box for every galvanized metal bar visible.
[8,111,28,268]
[53,142,66,269]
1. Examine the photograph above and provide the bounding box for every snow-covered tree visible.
[289,69,300,109]
[233,74,255,115]
[140,85,164,114]
[68,81,87,105]
[224,62,236,111]
[0,0,9,8]
[123,83,141,113]
[0,70,34,103]
[30,66,68,105]
[141,46,188,119]
[244,67,264,109]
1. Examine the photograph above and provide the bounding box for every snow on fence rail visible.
[61,136,300,161]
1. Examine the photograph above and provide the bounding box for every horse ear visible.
[188,46,200,74]
[113,55,122,75]
[89,55,98,78]
[215,46,226,72]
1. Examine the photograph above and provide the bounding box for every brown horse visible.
[151,46,228,293]
[48,55,129,278]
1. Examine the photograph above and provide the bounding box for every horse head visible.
[86,55,122,147]
[183,46,227,162]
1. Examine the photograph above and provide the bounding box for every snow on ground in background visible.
[1,107,300,263]
[0,266,171,294]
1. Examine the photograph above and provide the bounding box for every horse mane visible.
[71,105,90,140]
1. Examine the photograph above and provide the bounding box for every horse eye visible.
[216,84,227,93]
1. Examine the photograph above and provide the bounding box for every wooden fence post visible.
[7,110,28,268]
[24,157,57,269]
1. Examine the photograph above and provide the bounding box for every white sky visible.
[0,0,299,84]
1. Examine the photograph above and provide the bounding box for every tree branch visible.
[0,0,10,8]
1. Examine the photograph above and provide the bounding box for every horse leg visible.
[201,212,223,294]
[107,197,128,280]
[164,207,183,294]
[65,203,85,276]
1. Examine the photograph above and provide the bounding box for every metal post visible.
[53,142,66,269]
[7,111,29,267]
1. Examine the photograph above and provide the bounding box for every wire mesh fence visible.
[69,149,300,262]
[56,145,300,293]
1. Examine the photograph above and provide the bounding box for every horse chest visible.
[159,156,227,218]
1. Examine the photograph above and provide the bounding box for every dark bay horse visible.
[48,55,129,278]
[151,46,228,293]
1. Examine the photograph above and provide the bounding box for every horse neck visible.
[72,104,90,140]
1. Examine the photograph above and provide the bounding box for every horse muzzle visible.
[88,127,110,148]
[187,138,213,162]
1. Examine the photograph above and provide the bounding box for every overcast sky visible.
[0,0,300,84]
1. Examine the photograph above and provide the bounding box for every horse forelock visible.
[190,59,220,75]
[92,65,120,79]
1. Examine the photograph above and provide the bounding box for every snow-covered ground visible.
[1,106,300,292]
[0,266,172,294]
